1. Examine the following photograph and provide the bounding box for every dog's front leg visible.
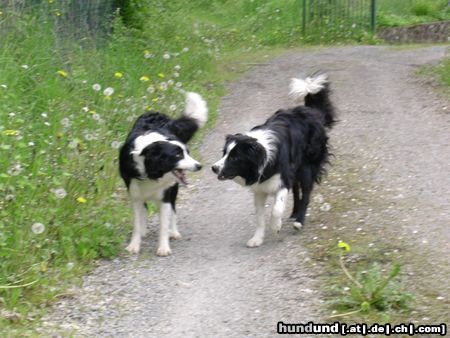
[247,192,267,248]
[270,188,288,233]
[126,201,147,254]
[156,203,172,256]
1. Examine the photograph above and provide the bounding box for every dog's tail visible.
[169,92,208,143]
[289,72,336,128]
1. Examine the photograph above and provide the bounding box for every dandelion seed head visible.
[182,47,189,52]
[176,82,182,88]
[66,262,75,270]
[53,188,67,199]
[7,163,23,176]
[173,72,180,78]
[31,222,45,234]
[174,65,181,71]
[61,117,71,128]
[92,83,101,91]
[169,104,177,111]
[68,139,79,149]
[5,194,15,202]
[82,106,89,113]
[146,86,155,94]
[103,87,114,96]
[167,79,174,85]
[163,53,171,60]
[159,82,168,91]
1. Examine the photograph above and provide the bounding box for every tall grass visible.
[378,0,450,27]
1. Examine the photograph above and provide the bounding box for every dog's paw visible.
[156,246,172,257]
[125,242,141,254]
[293,221,303,230]
[247,237,263,248]
[270,217,282,234]
[169,231,182,240]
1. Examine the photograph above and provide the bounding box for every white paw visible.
[156,246,172,257]
[247,237,263,248]
[270,217,282,233]
[293,221,303,230]
[169,231,182,240]
[125,241,141,254]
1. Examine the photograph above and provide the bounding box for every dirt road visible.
[41,46,449,337]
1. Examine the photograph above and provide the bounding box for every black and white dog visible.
[119,92,208,256]
[212,73,336,247]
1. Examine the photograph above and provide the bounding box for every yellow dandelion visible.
[57,70,68,78]
[48,0,54,3]
[76,197,87,203]
[140,76,150,82]
[104,96,112,101]
[145,105,152,110]
[56,132,64,138]
[114,72,123,79]
[338,241,351,252]
[151,98,158,103]
[157,73,165,78]
[56,11,61,16]
[88,110,96,115]
[3,130,19,136]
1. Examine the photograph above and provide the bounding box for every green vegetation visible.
[0,0,447,333]
[378,0,450,27]
[328,242,412,319]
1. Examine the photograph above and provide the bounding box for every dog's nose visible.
[195,163,202,171]
[211,165,219,174]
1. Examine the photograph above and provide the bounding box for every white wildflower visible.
[182,47,189,52]
[66,262,75,271]
[5,194,15,202]
[7,163,23,176]
[163,53,171,60]
[0,84,7,89]
[41,113,48,118]
[82,106,89,113]
[28,141,35,146]
[103,87,114,96]
[53,188,67,199]
[61,118,71,128]
[21,64,29,70]
[31,222,45,234]
[176,82,182,88]
[169,105,177,111]
[92,83,101,91]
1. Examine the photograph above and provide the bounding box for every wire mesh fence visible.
[301,0,376,37]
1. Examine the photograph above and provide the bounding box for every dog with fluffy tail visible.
[212,72,336,247]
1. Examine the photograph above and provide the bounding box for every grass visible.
[378,0,450,27]
[1,0,449,334]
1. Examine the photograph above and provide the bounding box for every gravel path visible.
[41,46,449,337]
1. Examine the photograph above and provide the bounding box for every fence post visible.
[370,0,376,33]
[302,0,307,34]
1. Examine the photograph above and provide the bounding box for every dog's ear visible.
[225,134,234,143]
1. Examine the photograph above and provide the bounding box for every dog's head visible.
[132,134,201,184]
[211,134,266,186]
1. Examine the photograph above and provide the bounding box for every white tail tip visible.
[185,92,208,128]
[289,73,328,102]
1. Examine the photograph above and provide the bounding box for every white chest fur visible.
[250,174,282,195]
[129,174,176,202]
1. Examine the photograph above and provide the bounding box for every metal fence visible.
[301,0,377,35]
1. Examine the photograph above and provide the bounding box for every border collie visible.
[211,73,336,247]
[119,92,208,256]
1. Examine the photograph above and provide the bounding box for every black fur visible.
[215,82,336,227]
[119,112,198,188]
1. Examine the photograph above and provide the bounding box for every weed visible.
[328,242,413,319]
